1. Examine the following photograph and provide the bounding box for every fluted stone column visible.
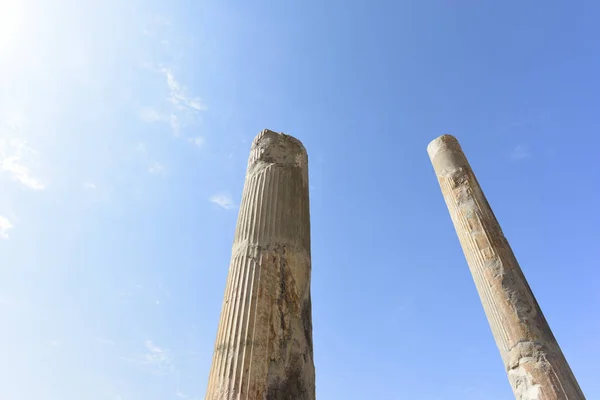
[427,135,585,400]
[205,130,315,400]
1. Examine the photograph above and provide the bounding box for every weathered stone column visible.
[427,134,585,400]
[205,129,315,400]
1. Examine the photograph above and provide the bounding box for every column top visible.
[427,134,473,175]
[427,134,463,160]
[249,129,308,167]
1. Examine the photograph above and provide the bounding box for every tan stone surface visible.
[205,130,315,400]
[428,135,585,400]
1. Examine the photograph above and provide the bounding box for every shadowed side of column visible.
[428,134,585,400]
[206,129,315,400]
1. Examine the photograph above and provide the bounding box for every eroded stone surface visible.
[428,134,585,400]
[205,129,315,400]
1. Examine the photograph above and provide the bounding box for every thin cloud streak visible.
[139,108,183,136]
[511,144,531,160]
[148,162,166,175]
[170,113,180,136]
[0,215,13,239]
[121,339,174,376]
[161,68,207,112]
[83,181,97,190]
[143,340,174,375]
[187,137,204,147]
[139,67,206,136]
[210,194,235,210]
[0,138,45,190]
[139,107,165,123]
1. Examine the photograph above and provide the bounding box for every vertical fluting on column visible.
[205,129,315,400]
[427,134,585,400]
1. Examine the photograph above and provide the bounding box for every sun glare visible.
[0,0,25,55]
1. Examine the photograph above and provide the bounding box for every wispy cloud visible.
[510,144,531,160]
[210,194,235,210]
[142,340,173,375]
[83,181,97,190]
[139,108,183,137]
[160,68,207,112]
[148,162,166,175]
[122,339,174,376]
[139,107,165,123]
[140,67,206,137]
[187,137,204,147]
[141,16,171,37]
[0,138,45,190]
[170,113,180,136]
[0,215,13,239]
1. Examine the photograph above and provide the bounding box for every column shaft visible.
[427,135,585,400]
[205,130,315,400]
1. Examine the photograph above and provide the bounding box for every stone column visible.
[205,130,315,400]
[427,134,585,400]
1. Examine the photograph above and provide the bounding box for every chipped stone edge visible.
[427,134,462,160]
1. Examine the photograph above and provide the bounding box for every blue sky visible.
[1,0,599,398]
